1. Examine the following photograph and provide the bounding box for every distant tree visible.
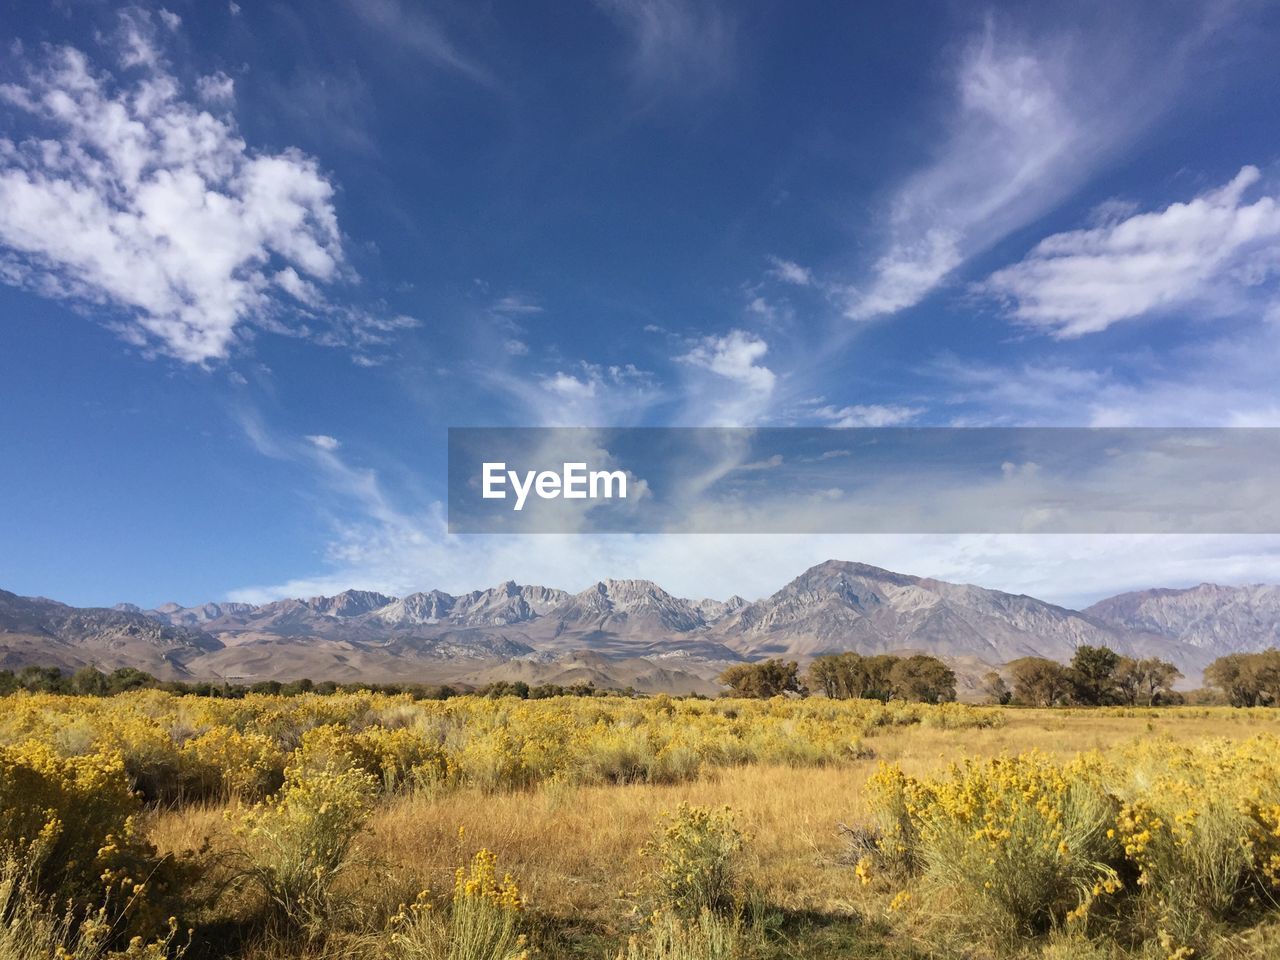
[107,666,157,693]
[982,670,1011,705]
[888,654,956,703]
[71,665,110,696]
[859,655,900,702]
[0,670,17,696]
[807,652,904,702]
[18,665,65,693]
[1069,645,1121,705]
[1255,650,1280,705]
[808,653,856,699]
[280,678,314,696]
[719,659,802,698]
[248,679,283,696]
[1009,657,1072,707]
[1205,650,1280,707]
[1114,657,1182,706]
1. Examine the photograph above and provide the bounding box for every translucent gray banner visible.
[447,427,1280,534]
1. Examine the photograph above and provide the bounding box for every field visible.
[1,692,1279,959]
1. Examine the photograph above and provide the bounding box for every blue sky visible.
[3,0,1280,609]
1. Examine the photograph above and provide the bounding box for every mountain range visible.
[3,561,1278,695]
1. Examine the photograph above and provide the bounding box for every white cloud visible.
[195,71,235,105]
[116,7,165,69]
[226,507,1280,618]
[490,294,543,316]
[734,453,783,472]
[593,0,735,94]
[544,370,599,401]
[844,7,1235,320]
[932,316,1280,427]
[229,410,1280,614]
[766,255,813,286]
[306,434,341,451]
[985,166,1280,337]
[0,17,400,364]
[486,362,660,427]
[679,329,775,394]
[812,403,922,428]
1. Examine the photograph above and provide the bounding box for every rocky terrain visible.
[1085,582,1280,653]
[3,562,1278,692]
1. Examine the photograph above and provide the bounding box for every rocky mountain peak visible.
[305,590,395,618]
[1085,582,1280,652]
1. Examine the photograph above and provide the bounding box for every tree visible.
[807,653,858,699]
[107,666,157,693]
[719,659,802,698]
[1114,657,1182,706]
[1204,649,1280,707]
[805,653,900,701]
[18,665,65,693]
[1069,645,1120,705]
[982,670,1011,705]
[888,655,956,703]
[71,665,110,696]
[1008,657,1072,707]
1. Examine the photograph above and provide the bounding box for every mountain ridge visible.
[3,563,1277,692]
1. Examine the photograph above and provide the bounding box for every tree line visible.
[987,647,1183,707]
[719,652,958,702]
[0,665,628,700]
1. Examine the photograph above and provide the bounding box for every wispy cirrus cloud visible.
[593,0,736,95]
[985,165,1280,337]
[845,8,1238,321]
[342,0,494,86]
[0,8,412,364]
[847,24,1109,319]
[812,403,922,428]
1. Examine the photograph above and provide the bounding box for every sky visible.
[3,0,1280,610]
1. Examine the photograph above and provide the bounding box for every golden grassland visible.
[1,691,1279,959]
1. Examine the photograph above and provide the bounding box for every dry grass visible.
[141,708,1280,958]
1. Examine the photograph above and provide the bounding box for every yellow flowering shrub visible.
[866,734,1280,951]
[642,804,749,918]
[0,853,186,960]
[235,739,378,936]
[179,726,285,801]
[0,741,140,898]
[0,691,1002,804]
[1110,735,1280,945]
[387,849,527,960]
[867,752,1121,937]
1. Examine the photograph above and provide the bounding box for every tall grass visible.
[613,910,748,960]
[385,850,527,960]
[0,853,183,960]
